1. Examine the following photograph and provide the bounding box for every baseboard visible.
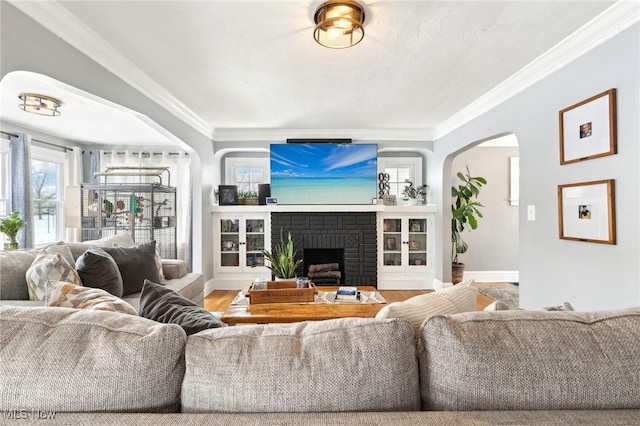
[463,271,519,283]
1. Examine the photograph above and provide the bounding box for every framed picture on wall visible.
[557,179,615,245]
[559,88,616,165]
[218,185,238,205]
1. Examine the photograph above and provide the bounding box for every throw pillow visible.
[75,246,124,297]
[102,241,161,296]
[25,253,82,301]
[113,239,165,282]
[139,279,226,335]
[375,285,478,333]
[541,302,575,311]
[84,232,135,248]
[46,280,137,316]
[40,242,76,266]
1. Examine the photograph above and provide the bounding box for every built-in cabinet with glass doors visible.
[378,212,434,289]
[213,212,271,286]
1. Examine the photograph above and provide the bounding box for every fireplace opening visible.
[303,248,345,285]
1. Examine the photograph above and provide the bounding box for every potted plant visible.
[238,190,259,205]
[451,166,487,284]
[0,212,26,251]
[262,230,302,280]
[400,180,429,206]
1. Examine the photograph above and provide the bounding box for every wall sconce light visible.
[18,93,62,116]
[313,0,366,49]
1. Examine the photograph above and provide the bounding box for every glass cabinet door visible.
[382,218,402,267]
[220,219,239,267]
[407,218,428,267]
[245,219,265,267]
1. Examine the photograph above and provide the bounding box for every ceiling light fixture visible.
[18,93,62,116]
[313,0,365,49]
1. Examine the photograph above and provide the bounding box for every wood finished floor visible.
[204,282,516,313]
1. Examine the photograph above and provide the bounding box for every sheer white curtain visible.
[64,146,82,242]
[100,150,192,266]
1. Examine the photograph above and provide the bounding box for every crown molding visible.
[9,1,638,144]
[211,127,433,142]
[8,0,213,139]
[432,0,640,140]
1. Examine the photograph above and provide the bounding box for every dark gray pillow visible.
[102,241,161,296]
[75,246,124,297]
[139,279,226,335]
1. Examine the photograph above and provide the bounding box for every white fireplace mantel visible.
[211,204,437,213]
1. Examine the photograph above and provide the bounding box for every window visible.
[377,157,422,198]
[225,157,270,194]
[31,147,66,246]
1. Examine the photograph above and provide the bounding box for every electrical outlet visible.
[527,205,536,221]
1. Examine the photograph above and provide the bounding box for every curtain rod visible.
[0,130,73,152]
[102,151,188,156]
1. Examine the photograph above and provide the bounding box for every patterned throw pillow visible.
[45,281,138,316]
[25,253,82,301]
[375,285,478,333]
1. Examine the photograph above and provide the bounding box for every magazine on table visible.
[335,286,360,303]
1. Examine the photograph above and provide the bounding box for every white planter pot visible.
[399,197,419,206]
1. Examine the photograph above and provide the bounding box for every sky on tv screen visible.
[270,143,377,205]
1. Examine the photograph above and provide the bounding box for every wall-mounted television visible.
[270,143,377,205]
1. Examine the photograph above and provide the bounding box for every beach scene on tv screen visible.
[270,143,377,205]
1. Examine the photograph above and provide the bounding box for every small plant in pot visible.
[400,180,429,206]
[238,190,259,205]
[451,166,487,284]
[0,212,26,251]
[262,230,302,280]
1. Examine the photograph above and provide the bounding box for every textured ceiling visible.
[1,1,623,144]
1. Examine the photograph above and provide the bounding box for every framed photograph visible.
[218,185,238,205]
[559,88,616,165]
[558,179,615,244]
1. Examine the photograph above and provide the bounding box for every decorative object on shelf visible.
[18,93,62,116]
[382,194,397,206]
[238,190,258,205]
[559,88,616,165]
[378,172,390,198]
[313,0,365,49]
[0,212,26,251]
[262,231,302,279]
[218,185,238,205]
[451,166,487,284]
[385,237,397,251]
[408,241,420,250]
[400,180,428,206]
[558,179,615,245]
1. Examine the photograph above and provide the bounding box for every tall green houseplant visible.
[451,166,487,283]
[262,231,302,279]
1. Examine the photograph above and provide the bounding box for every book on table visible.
[335,286,360,303]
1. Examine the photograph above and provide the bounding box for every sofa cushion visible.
[139,279,225,335]
[102,241,161,296]
[25,252,82,301]
[75,246,124,297]
[46,281,137,316]
[182,318,420,413]
[419,308,640,411]
[0,305,186,412]
[0,249,37,300]
[375,285,478,333]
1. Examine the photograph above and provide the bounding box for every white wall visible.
[0,3,215,279]
[434,24,640,310]
[452,145,519,273]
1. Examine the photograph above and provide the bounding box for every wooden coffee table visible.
[219,286,386,325]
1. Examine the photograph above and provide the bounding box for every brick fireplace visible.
[270,212,377,286]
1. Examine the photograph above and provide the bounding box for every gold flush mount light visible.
[314,0,365,49]
[18,93,62,116]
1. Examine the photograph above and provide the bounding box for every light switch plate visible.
[527,205,536,221]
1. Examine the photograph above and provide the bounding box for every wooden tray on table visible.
[248,280,316,305]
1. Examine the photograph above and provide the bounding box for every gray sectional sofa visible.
[0,239,204,310]
[1,304,639,425]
